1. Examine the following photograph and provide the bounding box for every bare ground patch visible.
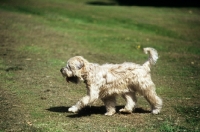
[0,88,40,131]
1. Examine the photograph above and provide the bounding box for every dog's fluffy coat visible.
[60,47,162,115]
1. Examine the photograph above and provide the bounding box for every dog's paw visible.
[152,109,160,114]
[68,106,78,113]
[119,108,132,114]
[104,111,116,116]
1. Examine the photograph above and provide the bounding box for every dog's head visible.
[60,56,88,83]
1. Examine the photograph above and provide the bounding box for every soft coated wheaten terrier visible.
[60,47,162,115]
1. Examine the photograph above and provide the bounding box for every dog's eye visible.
[69,66,72,70]
[76,64,83,69]
[66,65,71,70]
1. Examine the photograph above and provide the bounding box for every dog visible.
[60,47,162,115]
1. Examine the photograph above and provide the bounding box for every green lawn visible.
[0,0,200,131]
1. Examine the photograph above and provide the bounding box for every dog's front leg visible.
[68,95,90,113]
[68,86,99,113]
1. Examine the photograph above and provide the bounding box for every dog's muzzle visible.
[60,67,79,83]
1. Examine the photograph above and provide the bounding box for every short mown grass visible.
[0,0,200,131]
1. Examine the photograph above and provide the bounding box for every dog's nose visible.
[60,68,64,73]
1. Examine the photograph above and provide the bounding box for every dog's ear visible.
[75,59,84,70]
[68,56,86,74]
[68,57,84,70]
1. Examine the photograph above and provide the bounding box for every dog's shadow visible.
[46,106,150,118]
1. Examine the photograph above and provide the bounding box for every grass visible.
[175,106,200,129]
[0,0,200,131]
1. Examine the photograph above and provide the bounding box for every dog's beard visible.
[66,76,79,84]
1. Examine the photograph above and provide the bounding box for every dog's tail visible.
[143,47,158,69]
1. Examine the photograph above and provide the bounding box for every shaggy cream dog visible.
[60,47,162,115]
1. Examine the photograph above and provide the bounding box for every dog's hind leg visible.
[102,96,116,116]
[119,92,137,114]
[143,88,162,114]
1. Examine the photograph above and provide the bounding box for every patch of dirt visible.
[0,14,41,131]
[0,88,40,131]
